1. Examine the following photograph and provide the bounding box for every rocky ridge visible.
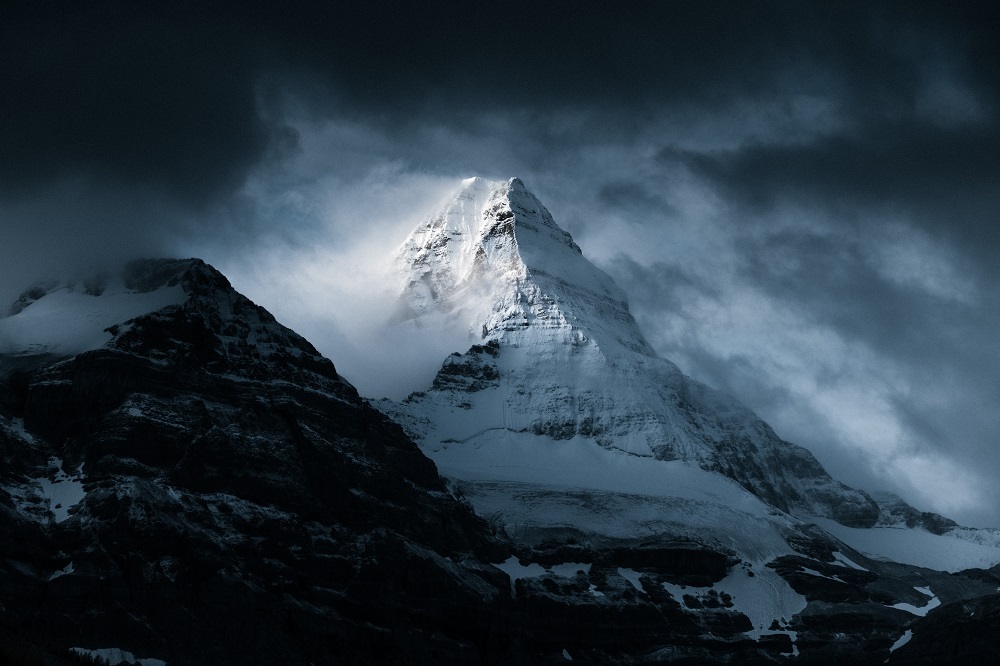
[0,259,513,664]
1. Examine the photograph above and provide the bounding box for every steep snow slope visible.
[389,177,879,527]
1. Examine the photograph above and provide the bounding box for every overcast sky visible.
[3,1,999,526]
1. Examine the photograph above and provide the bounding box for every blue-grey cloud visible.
[4,0,1000,526]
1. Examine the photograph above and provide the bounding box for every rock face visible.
[871,491,960,534]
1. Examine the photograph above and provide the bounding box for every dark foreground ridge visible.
[0,258,998,665]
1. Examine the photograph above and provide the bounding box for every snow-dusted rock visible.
[0,259,512,665]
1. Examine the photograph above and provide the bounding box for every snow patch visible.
[492,557,593,596]
[617,567,645,593]
[550,562,591,577]
[800,567,844,583]
[830,551,868,571]
[888,629,913,655]
[69,647,166,666]
[48,561,75,581]
[34,458,86,523]
[661,580,697,603]
[662,562,806,642]
[493,556,546,597]
[890,586,940,617]
[713,564,806,641]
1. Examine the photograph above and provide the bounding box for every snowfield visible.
[815,517,1000,572]
[0,279,184,358]
[889,586,941,616]
[34,457,86,523]
[436,430,800,559]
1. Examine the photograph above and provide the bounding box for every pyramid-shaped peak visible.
[396,177,612,316]
[411,176,582,265]
[440,176,555,216]
[456,175,523,190]
[389,179,886,532]
[394,176,648,353]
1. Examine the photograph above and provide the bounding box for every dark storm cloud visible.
[4,0,1000,522]
[5,1,996,202]
[0,4,274,204]
[599,182,681,219]
[737,230,965,356]
[737,225,1000,426]
[667,122,1000,262]
[608,256,714,316]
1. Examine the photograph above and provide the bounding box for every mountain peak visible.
[403,176,579,270]
[389,177,883,530]
[395,176,642,351]
[1,258,343,393]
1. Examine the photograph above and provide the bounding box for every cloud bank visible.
[3,1,999,526]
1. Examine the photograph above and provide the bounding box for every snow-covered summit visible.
[396,177,653,355]
[389,177,880,528]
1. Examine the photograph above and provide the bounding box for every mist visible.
[177,156,479,400]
